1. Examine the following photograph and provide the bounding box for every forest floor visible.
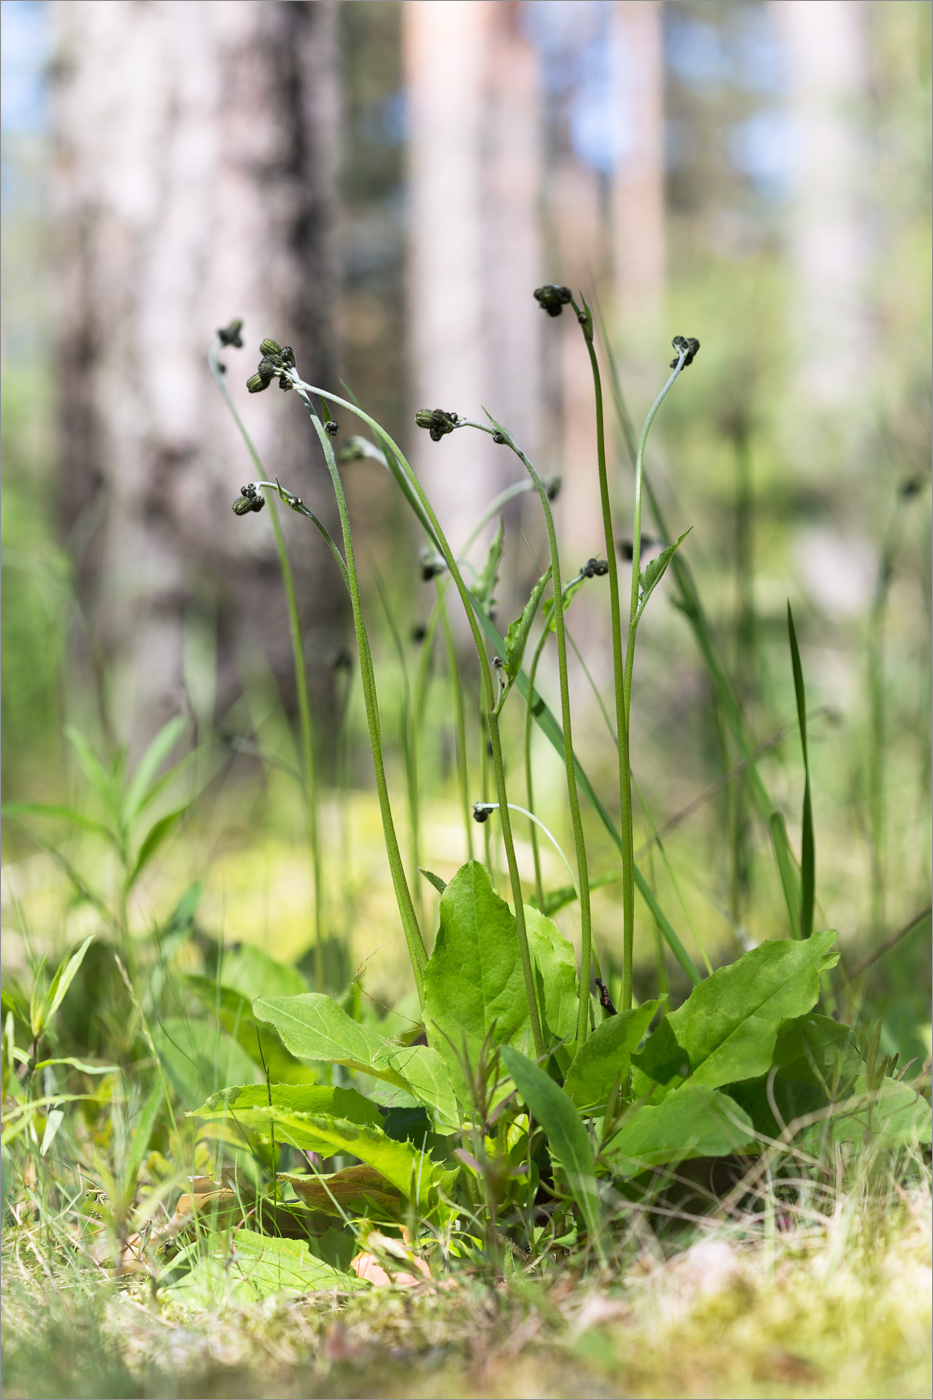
[2,1181,930,1400]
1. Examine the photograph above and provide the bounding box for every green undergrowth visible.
[1,1182,929,1399]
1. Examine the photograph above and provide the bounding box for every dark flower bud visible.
[421,552,448,581]
[324,420,339,437]
[670,335,700,369]
[544,476,561,501]
[259,338,283,357]
[492,432,506,445]
[246,373,270,394]
[415,408,459,442]
[278,346,296,368]
[411,624,427,644]
[278,375,293,392]
[472,802,493,824]
[595,978,617,1016]
[233,483,265,515]
[533,284,573,317]
[258,355,280,378]
[582,557,609,577]
[331,648,354,672]
[218,319,244,348]
[901,474,925,499]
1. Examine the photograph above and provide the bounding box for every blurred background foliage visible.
[1,1,930,1061]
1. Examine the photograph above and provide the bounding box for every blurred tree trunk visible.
[610,0,666,332]
[405,0,543,550]
[771,0,871,418]
[50,0,341,753]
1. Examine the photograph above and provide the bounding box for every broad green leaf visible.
[637,529,692,614]
[169,1228,359,1306]
[185,976,319,1085]
[382,1045,461,1130]
[154,1017,260,1105]
[253,993,410,1089]
[726,1015,862,1141]
[500,1045,604,1259]
[603,1085,755,1177]
[770,811,802,939]
[633,930,838,1097]
[504,566,551,682]
[122,715,187,825]
[219,945,308,1000]
[282,1164,404,1218]
[525,906,579,1048]
[195,1082,382,1124]
[564,1000,663,1112]
[36,935,95,1035]
[422,862,534,1104]
[475,517,504,613]
[196,1106,433,1200]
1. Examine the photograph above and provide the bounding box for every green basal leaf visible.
[603,1085,755,1177]
[194,1081,381,1126]
[169,1228,362,1306]
[252,993,411,1090]
[816,1075,932,1149]
[185,976,320,1086]
[381,1045,461,1131]
[525,906,579,1051]
[564,1000,663,1112]
[504,566,552,682]
[422,862,536,1105]
[633,930,839,1099]
[500,1045,604,1260]
[219,945,308,1000]
[154,1018,261,1106]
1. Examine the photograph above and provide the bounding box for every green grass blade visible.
[787,603,815,940]
[770,811,802,940]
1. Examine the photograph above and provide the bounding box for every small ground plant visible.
[1,291,929,1397]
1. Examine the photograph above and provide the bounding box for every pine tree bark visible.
[50,0,341,752]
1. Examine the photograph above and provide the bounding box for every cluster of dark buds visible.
[533,284,573,317]
[420,550,448,581]
[670,335,700,369]
[233,482,266,516]
[324,420,339,438]
[217,319,244,348]
[472,802,494,824]
[414,408,460,441]
[595,977,617,1016]
[247,339,297,393]
[582,557,609,578]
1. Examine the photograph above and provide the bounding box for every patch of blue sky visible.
[1,0,50,136]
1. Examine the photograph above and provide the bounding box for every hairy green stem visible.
[287,377,544,1056]
[470,422,595,1043]
[438,589,474,862]
[618,353,689,1011]
[289,383,427,1000]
